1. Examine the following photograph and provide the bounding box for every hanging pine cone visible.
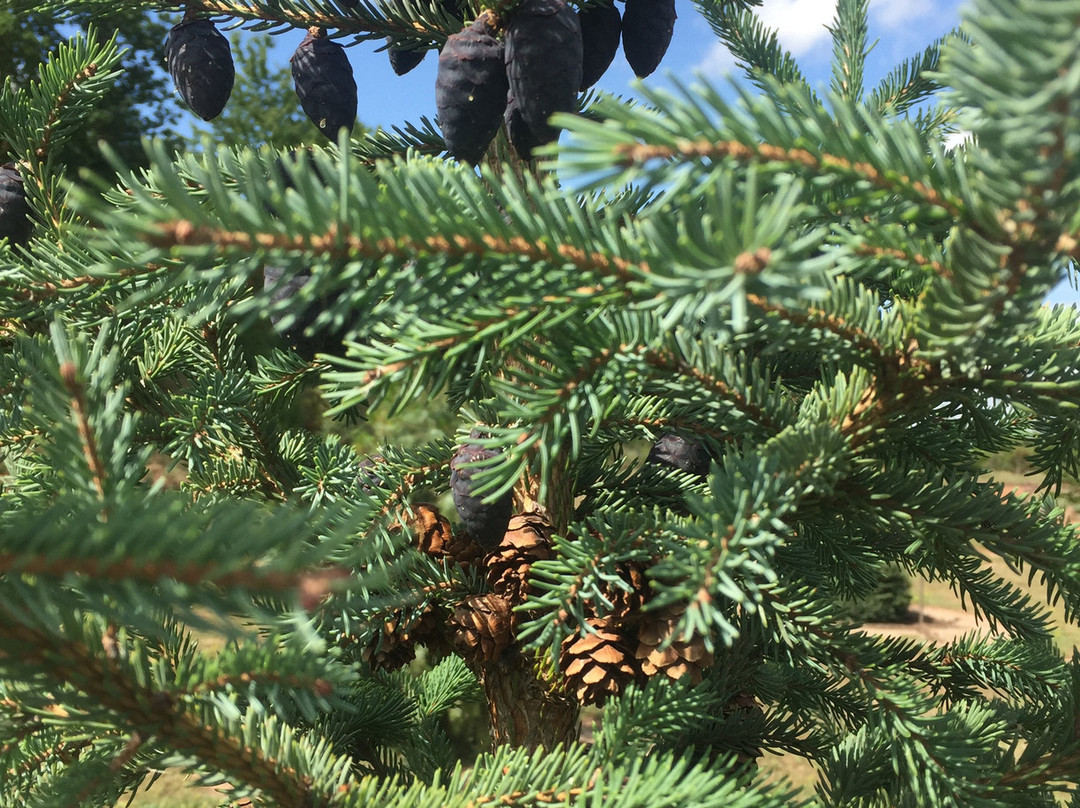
[621,0,676,78]
[361,605,446,671]
[636,602,713,683]
[578,1,621,90]
[449,435,514,549]
[164,18,235,121]
[412,502,485,564]
[505,92,545,161]
[486,512,555,604]
[560,617,639,705]
[435,11,509,164]
[0,163,31,248]
[292,29,358,139]
[449,593,514,664]
[387,39,427,75]
[646,432,710,478]
[592,562,648,624]
[504,0,583,147]
[357,455,387,493]
[263,266,348,358]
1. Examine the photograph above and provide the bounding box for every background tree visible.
[0,7,180,173]
[4,0,1080,807]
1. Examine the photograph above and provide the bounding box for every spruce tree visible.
[4,0,1080,806]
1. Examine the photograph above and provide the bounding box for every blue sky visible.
[210,0,1079,305]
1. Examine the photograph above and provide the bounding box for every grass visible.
[124,770,219,808]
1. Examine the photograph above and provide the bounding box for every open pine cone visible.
[560,617,639,705]
[448,593,514,664]
[486,512,555,605]
[411,502,485,565]
[590,562,648,624]
[635,602,714,683]
[361,605,446,671]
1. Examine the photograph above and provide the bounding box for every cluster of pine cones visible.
[359,431,715,707]
[366,501,714,706]
[162,0,675,162]
[165,13,358,139]
[435,0,675,163]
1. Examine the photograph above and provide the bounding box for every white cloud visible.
[869,0,933,28]
[942,129,973,151]
[754,0,838,56]
[697,43,737,80]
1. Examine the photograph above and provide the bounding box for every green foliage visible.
[4,1,1080,807]
[0,8,180,174]
[834,563,912,623]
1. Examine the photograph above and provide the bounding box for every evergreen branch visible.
[33,63,99,162]
[58,361,106,501]
[853,242,946,278]
[641,348,784,436]
[0,617,327,808]
[868,30,957,117]
[610,137,960,218]
[693,1,815,104]
[0,24,124,164]
[147,221,642,284]
[352,119,447,163]
[745,294,893,368]
[2,264,160,301]
[198,322,290,500]
[194,0,356,34]
[0,551,349,596]
[47,0,462,44]
[828,0,868,103]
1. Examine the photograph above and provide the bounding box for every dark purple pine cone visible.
[292,31,358,140]
[263,266,345,359]
[646,433,710,479]
[164,18,234,121]
[387,39,427,76]
[434,11,509,164]
[450,438,513,549]
[0,163,32,248]
[435,11,509,165]
[504,0,582,147]
[578,1,621,90]
[357,455,387,493]
[505,92,545,161]
[621,0,676,78]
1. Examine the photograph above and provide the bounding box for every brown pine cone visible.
[560,617,639,705]
[486,512,555,605]
[362,605,445,671]
[412,503,485,565]
[593,562,648,624]
[449,593,514,664]
[635,602,713,683]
